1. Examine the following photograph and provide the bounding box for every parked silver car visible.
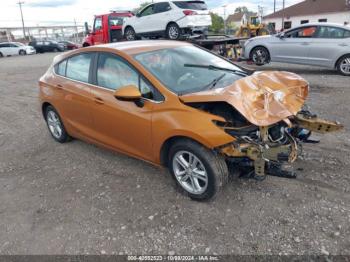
[242,23,350,75]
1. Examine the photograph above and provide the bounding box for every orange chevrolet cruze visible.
[39,40,342,200]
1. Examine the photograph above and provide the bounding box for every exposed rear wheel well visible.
[42,102,52,119]
[82,42,90,47]
[160,136,209,167]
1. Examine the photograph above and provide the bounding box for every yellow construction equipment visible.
[236,15,270,38]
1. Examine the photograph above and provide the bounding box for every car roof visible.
[289,22,350,30]
[94,40,192,55]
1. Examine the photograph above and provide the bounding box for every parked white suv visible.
[123,1,212,40]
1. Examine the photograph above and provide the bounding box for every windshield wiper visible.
[202,73,226,90]
[184,63,247,76]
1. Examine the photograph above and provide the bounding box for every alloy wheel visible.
[252,48,268,65]
[126,29,136,41]
[340,57,350,74]
[168,26,179,39]
[172,150,208,195]
[47,110,63,139]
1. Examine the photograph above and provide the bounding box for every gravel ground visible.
[0,53,349,255]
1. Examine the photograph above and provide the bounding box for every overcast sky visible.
[0,0,303,27]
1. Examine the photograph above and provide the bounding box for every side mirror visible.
[114,85,142,101]
[136,12,141,17]
[279,32,285,39]
[84,22,90,35]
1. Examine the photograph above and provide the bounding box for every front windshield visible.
[134,46,245,95]
[110,17,124,26]
[14,42,25,46]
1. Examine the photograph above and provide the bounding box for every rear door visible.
[270,26,317,64]
[308,26,350,67]
[53,53,95,137]
[152,2,172,32]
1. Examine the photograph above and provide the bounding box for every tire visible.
[166,23,181,40]
[125,27,137,41]
[0,52,3,58]
[336,55,350,76]
[19,50,26,55]
[241,28,251,38]
[53,48,58,52]
[168,139,229,201]
[44,105,71,143]
[258,28,269,36]
[250,46,270,66]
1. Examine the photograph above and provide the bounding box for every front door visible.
[134,4,156,34]
[270,26,317,64]
[93,16,104,44]
[89,52,157,161]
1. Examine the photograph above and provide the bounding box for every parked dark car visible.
[29,40,65,53]
[58,40,79,50]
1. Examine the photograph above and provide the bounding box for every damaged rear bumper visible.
[219,111,344,179]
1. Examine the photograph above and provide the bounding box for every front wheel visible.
[166,23,181,40]
[250,46,270,66]
[168,139,229,201]
[125,27,137,41]
[19,50,26,55]
[337,55,350,76]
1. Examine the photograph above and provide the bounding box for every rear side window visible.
[154,2,171,13]
[66,53,92,83]
[344,30,350,38]
[317,26,346,38]
[173,1,207,10]
[56,60,67,76]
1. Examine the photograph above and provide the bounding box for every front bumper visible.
[220,112,343,179]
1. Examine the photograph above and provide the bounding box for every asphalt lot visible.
[0,52,349,255]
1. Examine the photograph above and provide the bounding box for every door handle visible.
[301,42,310,46]
[55,84,63,90]
[94,97,104,105]
[339,43,348,47]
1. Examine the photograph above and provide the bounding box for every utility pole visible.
[223,5,227,35]
[17,1,26,39]
[273,0,276,13]
[281,0,285,31]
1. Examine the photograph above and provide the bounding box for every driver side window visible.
[94,17,102,31]
[286,26,317,38]
[96,53,163,101]
[140,5,155,17]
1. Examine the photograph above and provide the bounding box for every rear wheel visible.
[19,50,26,55]
[250,46,270,66]
[337,55,350,76]
[44,105,71,143]
[0,52,3,58]
[258,28,269,36]
[168,139,229,201]
[166,23,181,40]
[125,27,137,41]
[53,48,59,52]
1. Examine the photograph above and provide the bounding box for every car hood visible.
[179,71,309,126]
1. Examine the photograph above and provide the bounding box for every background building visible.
[264,0,350,31]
